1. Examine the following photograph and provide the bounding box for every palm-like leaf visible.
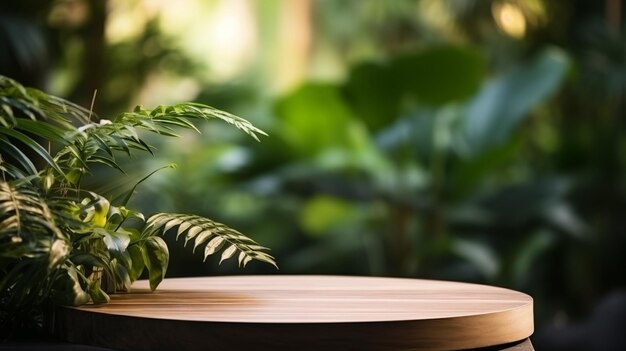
[0,180,73,325]
[1,74,267,184]
[0,75,91,128]
[0,180,65,259]
[51,102,267,188]
[1,75,91,178]
[118,103,267,141]
[143,213,277,269]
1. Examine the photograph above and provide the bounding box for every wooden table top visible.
[54,275,533,351]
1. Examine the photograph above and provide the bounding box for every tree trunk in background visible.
[275,0,312,93]
[606,0,622,31]
[69,0,106,110]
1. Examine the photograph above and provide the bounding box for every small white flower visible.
[77,119,112,132]
[78,124,96,132]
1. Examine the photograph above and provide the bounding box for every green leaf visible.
[0,127,64,175]
[52,267,91,306]
[457,47,569,156]
[70,253,107,267]
[99,229,131,254]
[89,154,126,174]
[112,246,133,271]
[275,83,353,156]
[141,236,169,291]
[144,213,276,268]
[88,282,110,304]
[0,137,38,174]
[299,195,353,235]
[393,45,486,106]
[15,118,72,144]
[91,133,114,156]
[112,259,132,292]
[127,244,145,282]
[48,239,70,270]
[343,62,402,131]
[80,194,110,228]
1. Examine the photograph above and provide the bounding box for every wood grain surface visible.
[54,275,533,351]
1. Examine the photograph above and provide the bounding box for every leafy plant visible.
[0,75,276,333]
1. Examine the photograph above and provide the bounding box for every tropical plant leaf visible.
[143,213,277,269]
[48,239,71,270]
[0,181,64,255]
[141,236,169,291]
[51,266,91,306]
[0,137,38,175]
[0,127,64,176]
[119,102,268,141]
[0,75,91,127]
[127,244,145,282]
[1,75,273,325]
[97,228,131,254]
[111,259,132,292]
[88,282,110,304]
[456,48,569,156]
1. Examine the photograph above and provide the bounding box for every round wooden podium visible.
[54,275,533,350]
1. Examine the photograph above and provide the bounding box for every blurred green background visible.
[1,0,624,347]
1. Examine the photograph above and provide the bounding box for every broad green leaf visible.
[112,259,132,292]
[142,236,169,291]
[100,229,131,254]
[111,246,133,270]
[48,239,70,270]
[81,195,110,228]
[343,62,402,131]
[393,45,486,106]
[275,83,353,156]
[457,48,569,156]
[299,195,353,235]
[127,244,145,282]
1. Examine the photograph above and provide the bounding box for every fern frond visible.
[143,213,277,269]
[0,75,91,127]
[1,75,90,178]
[119,103,268,141]
[0,181,62,252]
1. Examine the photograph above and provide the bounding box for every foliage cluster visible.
[0,75,275,333]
